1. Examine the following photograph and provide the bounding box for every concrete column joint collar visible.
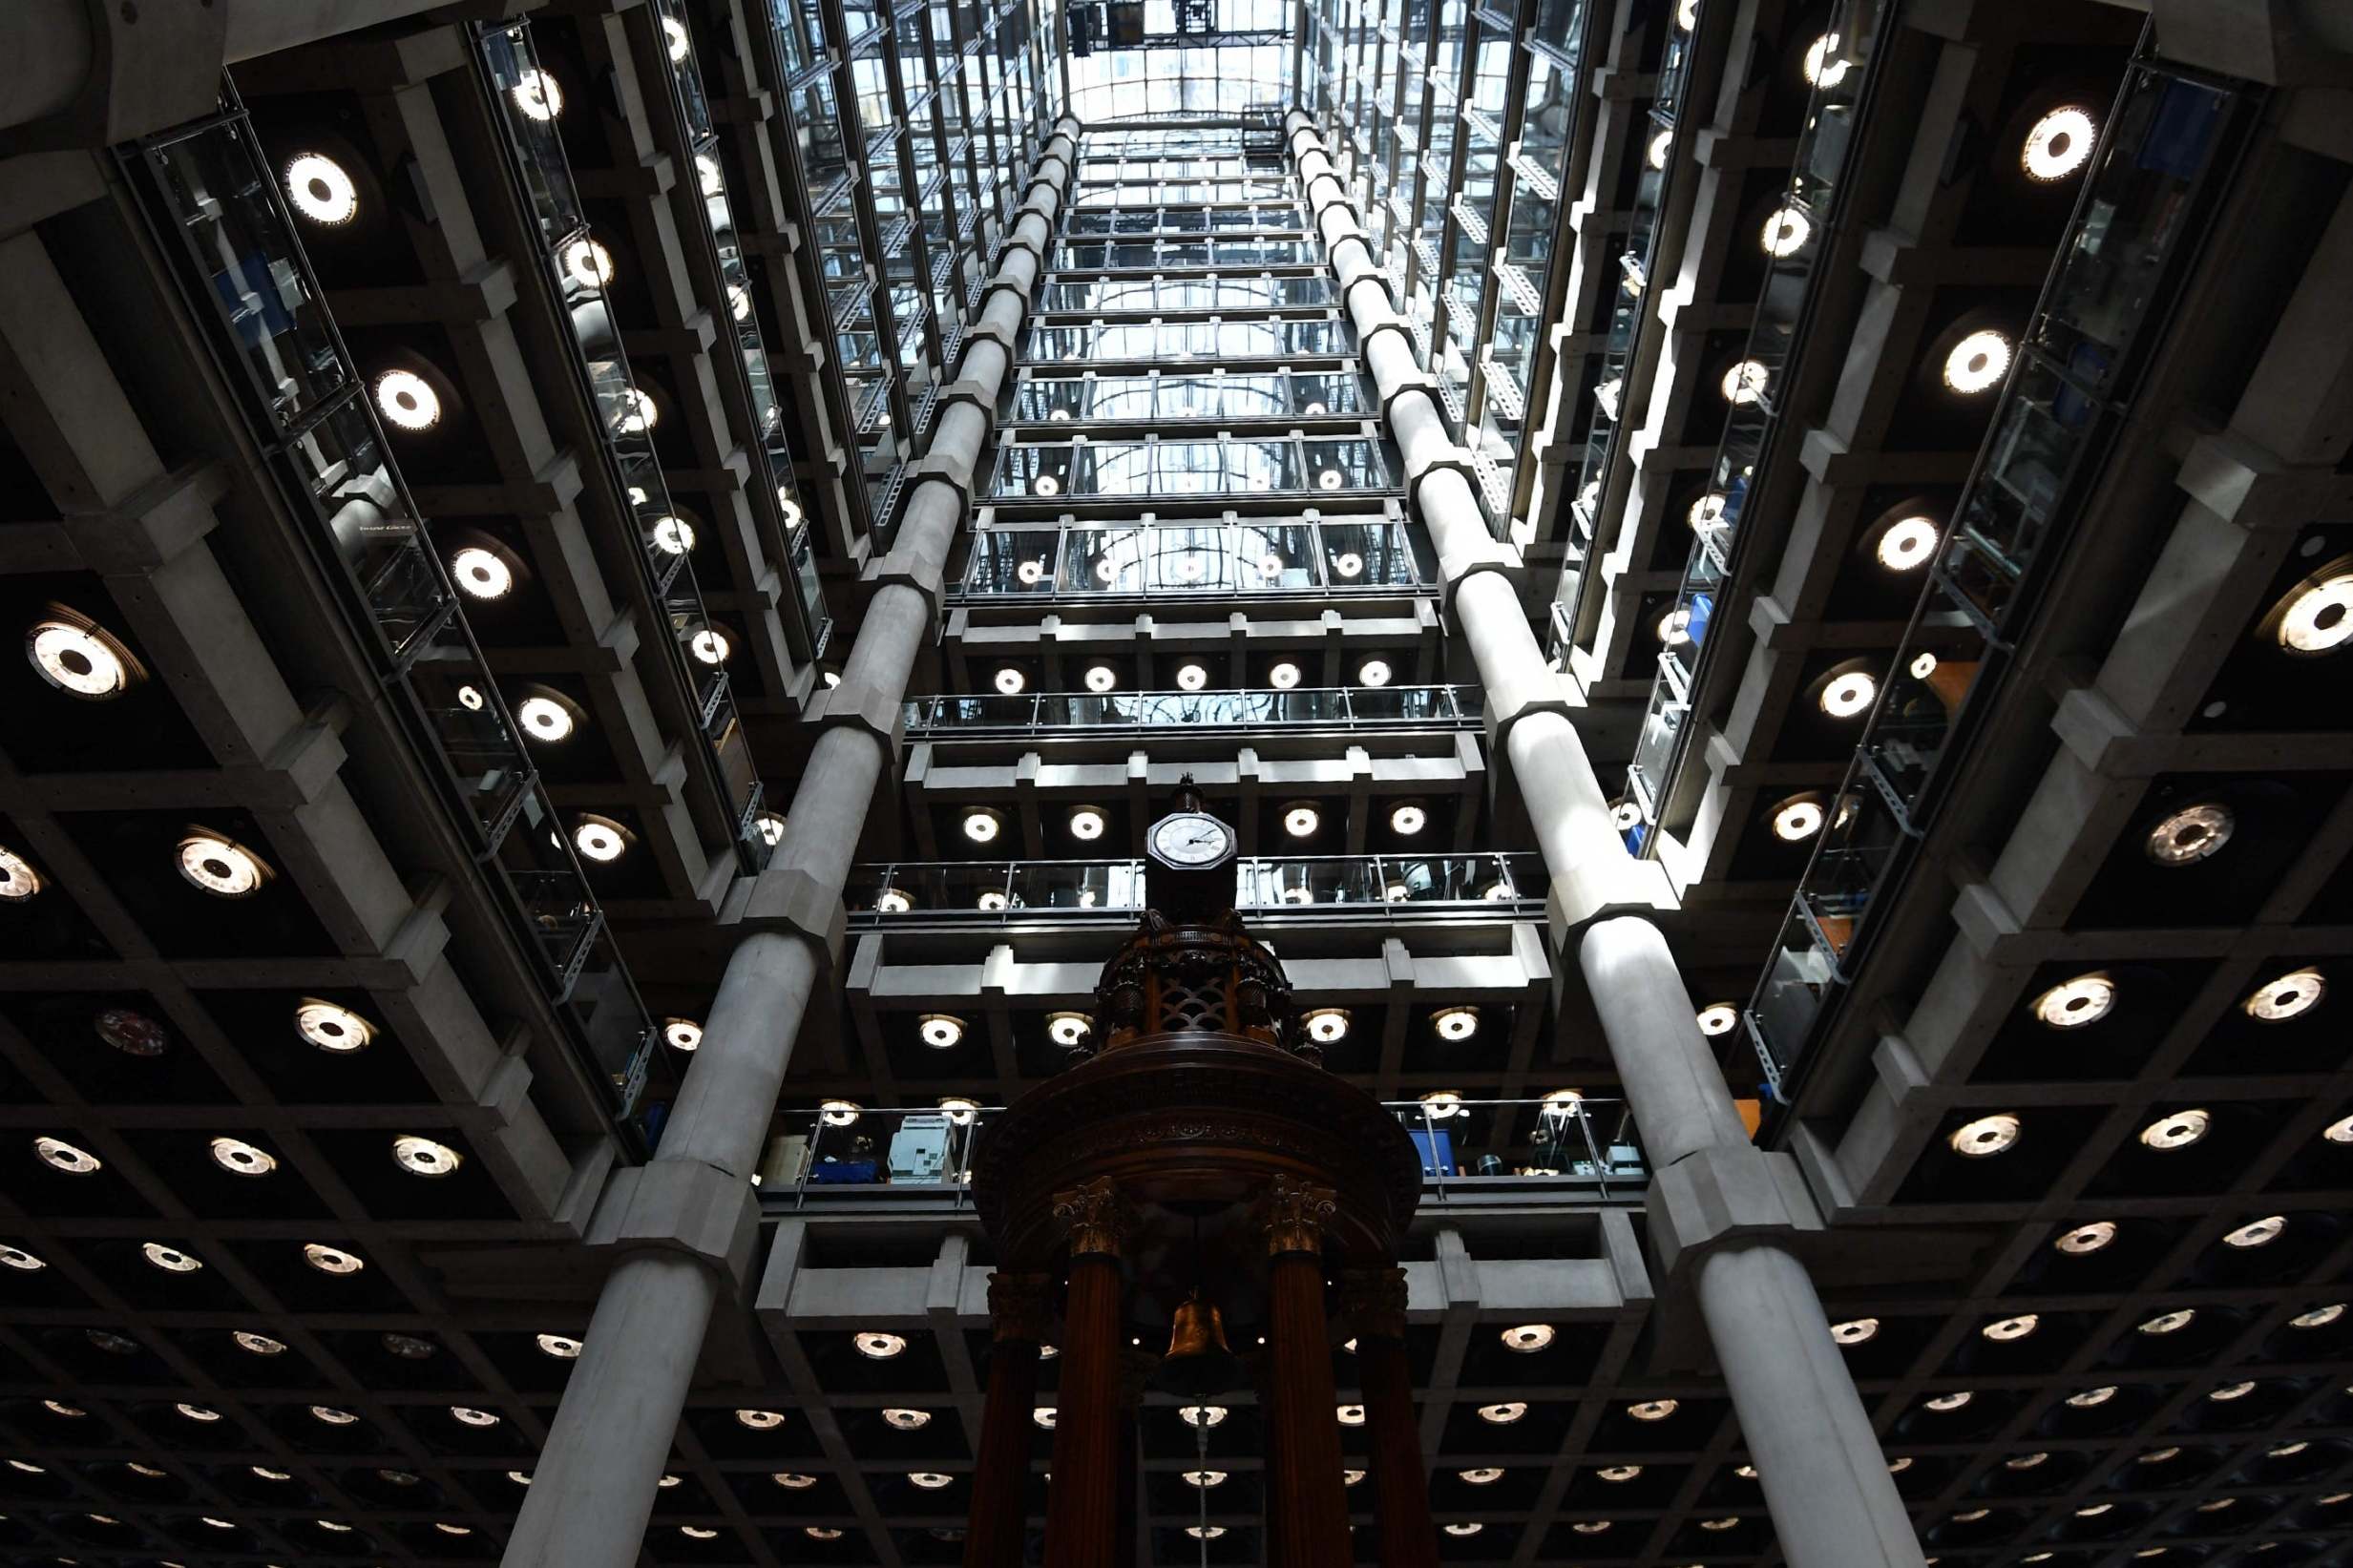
[1645,1144,1823,1282]
[936,377,998,435]
[728,860,852,972]
[962,317,1021,362]
[585,1160,762,1290]
[1375,368,1439,427]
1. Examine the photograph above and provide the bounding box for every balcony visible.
[845,853,1546,923]
[906,683,1482,736]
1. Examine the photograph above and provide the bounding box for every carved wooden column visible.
[1256,1175,1352,1568]
[1342,1267,1437,1568]
[964,1271,1051,1568]
[1044,1179,1132,1568]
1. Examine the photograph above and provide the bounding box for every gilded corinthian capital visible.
[1253,1173,1338,1256]
[1051,1177,1134,1258]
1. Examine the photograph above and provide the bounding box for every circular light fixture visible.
[1332,550,1364,579]
[878,1407,930,1430]
[962,808,1002,844]
[177,830,267,898]
[1830,1316,1879,1345]
[1047,1012,1092,1047]
[1877,515,1939,571]
[1269,660,1302,689]
[2055,1221,2116,1254]
[908,1471,952,1489]
[2022,106,2095,182]
[1942,330,2011,395]
[209,1136,278,1177]
[564,237,615,290]
[2032,972,2115,1029]
[2244,966,2324,1021]
[1501,1324,1555,1353]
[0,846,42,902]
[1476,1401,1525,1424]
[1018,558,1047,584]
[651,514,696,556]
[2006,1452,2048,1470]
[448,545,514,600]
[1770,794,1825,842]
[573,816,628,863]
[309,1403,358,1424]
[1317,469,1344,491]
[856,1330,909,1360]
[284,153,360,224]
[2326,1113,2353,1144]
[2138,1308,2195,1336]
[753,811,788,848]
[1597,1464,1642,1481]
[1982,1313,2038,1342]
[2209,1380,2257,1402]
[1034,474,1061,496]
[1656,608,1692,646]
[875,888,912,913]
[1183,1469,1228,1488]
[1282,803,1320,837]
[2223,1215,2285,1248]
[918,1014,965,1049]
[1803,32,1849,87]
[28,617,133,698]
[0,1244,46,1271]
[1335,1403,1366,1425]
[1759,205,1812,260]
[393,1134,463,1177]
[516,695,576,742]
[1922,1390,1971,1411]
[2290,1303,2342,1328]
[1420,1090,1464,1120]
[1174,661,1210,691]
[2147,801,2233,865]
[1694,1002,1739,1036]
[304,1243,365,1275]
[993,666,1026,695]
[735,1408,785,1430]
[1389,803,1426,835]
[2064,1385,2116,1409]
[1948,1112,2021,1157]
[32,1135,100,1174]
[938,1097,979,1126]
[1460,1467,1504,1485]
[512,68,564,120]
[1818,670,1876,718]
[175,1403,221,1422]
[458,683,485,710]
[1909,651,1939,680]
[2138,1108,2210,1150]
[1721,359,1767,405]
[1689,491,1727,532]
[1627,1397,1677,1421]
[296,998,373,1053]
[662,13,692,60]
[536,1333,582,1358]
[1031,1406,1056,1429]
[451,1404,499,1427]
[1083,663,1117,693]
[1432,1005,1480,1041]
[1357,658,1392,687]
[819,1100,860,1127]
[772,1470,817,1488]
[806,1527,844,1540]
[2278,571,2353,654]
[1303,1007,1350,1044]
[1646,129,1671,170]
[142,1242,200,1273]
[1444,1522,1484,1537]
[375,368,443,431]
[1178,1404,1229,1429]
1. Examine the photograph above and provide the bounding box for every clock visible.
[1150,813,1233,868]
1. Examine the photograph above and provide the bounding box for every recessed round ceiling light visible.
[1500,1324,1555,1353]
[994,666,1026,695]
[1877,515,1939,571]
[651,514,696,556]
[2271,1440,2310,1456]
[1047,1012,1092,1047]
[177,830,267,898]
[2022,106,2095,182]
[32,1135,100,1175]
[1803,31,1849,87]
[458,683,485,710]
[573,816,628,863]
[2032,972,2114,1029]
[1269,660,1302,689]
[0,1244,46,1271]
[1017,557,1048,585]
[1656,608,1692,646]
[1909,651,1939,680]
[937,1097,979,1126]
[0,845,40,902]
[1770,794,1824,841]
[735,1408,785,1430]
[2278,571,2353,654]
[1341,1468,1365,1485]
[1477,1402,1526,1424]
[2209,1380,2257,1401]
[1818,670,1876,718]
[918,1014,965,1050]
[512,68,565,120]
[1942,330,2011,395]
[450,1404,499,1426]
[284,153,360,224]
[772,1470,817,1488]
[564,237,615,290]
[1035,473,1061,496]
[688,625,730,664]
[1083,663,1117,693]
[393,1135,463,1177]
[1460,1466,1503,1484]
[663,1018,703,1052]
[2244,966,2324,1021]
[1317,469,1345,491]
[1701,1516,1740,1531]
[1954,1508,1990,1522]
[310,1403,359,1424]
[2066,1384,2116,1408]
[2326,1113,2353,1144]
[908,1470,952,1489]
[516,695,576,742]
[1922,1390,1971,1411]
[296,998,373,1053]
[1420,1090,1464,1119]
[625,386,662,431]
[1432,1006,1480,1040]
[875,888,913,913]
[209,1137,278,1177]
[142,1242,200,1273]
[805,1527,844,1540]
[536,1333,583,1358]
[1031,1406,1056,1429]
[1283,803,1320,837]
[2138,1308,2195,1336]
[1830,1316,1879,1345]
[1335,1403,1366,1425]
[175,1403,221,1422]
[2006,1452,2048,1470]
[2138,1108,2210,1150]
[1179,1404,1227,1428]
[2054,1221,2116,1254]
[1721,359,1767,405]
[1389,803,1426,835]
[1982,1314,2038,1342]
[1444,1521,1484,1537]
[819,1099,860,1127]
[2223,1215,2285,1248]
[962,808,1002,844]
[1694,1002,1739,1036]
[1174,661,1209,691]
[447,545,514,601]
[1597,1463,1642,1480]
[304,1243,365,1275]
[1183,1469,1228,1488]
[375,368,443,431]
[855,1330,909,1360]
[1627,1397,1677,1420]
[1761,204,1810,257]
[1303,1007,1349,1043]
[1357,658,1392,687]
[1689,491,1727,532]
[1572,1519,1611,1534]
[2290,1303,2343,1328]
[883,1408,932,1431]
[2143,801,2232,866]
[662,13,692,60]
[1948,1112,2021,1158]
[1332,550,1363,577]
[1646,129,1671,170]
[28,617,134,698]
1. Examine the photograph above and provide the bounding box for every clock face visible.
[1151,813,1232,867]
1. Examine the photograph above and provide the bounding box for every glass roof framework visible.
[1061,0,1296,121]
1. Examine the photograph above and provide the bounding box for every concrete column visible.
[1697,1244,1925,1568]
[499,115,1082,1568]
[1576,916,1754,1169]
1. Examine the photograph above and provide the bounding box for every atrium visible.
[0,0,2349,1564]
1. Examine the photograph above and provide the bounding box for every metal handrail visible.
[845,853,1548,921]
[905,684,1483,734]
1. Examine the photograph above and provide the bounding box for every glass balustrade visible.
[1032,274,1337,314]
[845,854,1546,919]
[957,517,1435,597]
[992,434,1391,500]
[906,684,1482,732]
[1012,367,1368,425]
[1022,316,1354,364]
